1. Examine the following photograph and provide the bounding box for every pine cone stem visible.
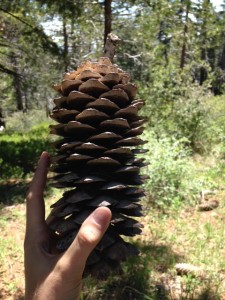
[103,33,121,62]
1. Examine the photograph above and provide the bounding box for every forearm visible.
[25,280,82,300]
[25,274,82,300]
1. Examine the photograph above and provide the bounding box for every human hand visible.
[24,152,112,300]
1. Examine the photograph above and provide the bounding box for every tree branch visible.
[0,63,20,77]
[0,7,60,55]
[0,7,34,29]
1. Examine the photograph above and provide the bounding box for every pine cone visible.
[197,200,219,211]
[47,57,147,279]
[175,263,205,278]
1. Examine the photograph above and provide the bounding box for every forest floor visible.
[0,180,225,300]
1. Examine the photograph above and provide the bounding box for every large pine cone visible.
[197,200,219,211]
[175,263,205,278]
[47,57,147,279]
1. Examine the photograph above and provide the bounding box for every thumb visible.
[61,207,111,274]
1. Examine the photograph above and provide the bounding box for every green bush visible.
[137,65,213,153]
[203,95,225,154]
[144,131,200,208]
[4,110,49,134]
[0,122,52,179]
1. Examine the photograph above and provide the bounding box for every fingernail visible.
[92,208,111,227]
[41,151,49,158]
[40,151,50,166]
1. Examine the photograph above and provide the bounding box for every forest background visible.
[1,0,225,299]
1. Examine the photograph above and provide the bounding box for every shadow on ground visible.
[83,243,183,300]
[0,179,28,205]
[198,288,220,300]
[0,179,54,206]
[84,243,223,299]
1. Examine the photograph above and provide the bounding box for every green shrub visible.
[4,110,49,134]
[137,65,213,153]
[203,95,225,154]
[144,131,200,208]
[0,122,52,179]
[170,86,211,152]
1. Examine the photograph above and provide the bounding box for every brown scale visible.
[47,48,147,279]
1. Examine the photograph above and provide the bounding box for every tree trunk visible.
[199,0,210,85]
[70,18,76,55]
[199,49,207,85]
[63,14,69,72]
[180,1,190,69]
[199,0,209,85]
[24,90,29,112]
[14,74,23,111]
[219,43,225,70]
[104,0,112,47]
[0,107,5,127]
[11,54,23,111]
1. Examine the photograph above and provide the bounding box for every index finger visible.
[25,151,50,236]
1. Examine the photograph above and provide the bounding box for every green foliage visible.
[203,95,225,153]
[138,65,213,153]
[144,131,200,208]
[0,2,62,113]
[0,122,51,179]
[4,110,50,133]
[38,0,83,19]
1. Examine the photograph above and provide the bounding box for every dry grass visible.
[0,204,25,299]
[0,185,225,299]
